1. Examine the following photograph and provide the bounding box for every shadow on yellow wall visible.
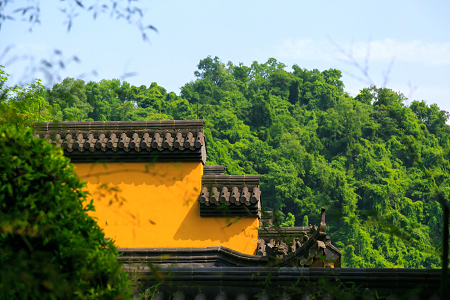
[75,161,258,255]
[173,201,257,243]
[79,161,191,187]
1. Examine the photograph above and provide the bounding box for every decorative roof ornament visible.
[119,209,340,268]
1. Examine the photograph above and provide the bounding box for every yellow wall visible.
[74,162,258,255]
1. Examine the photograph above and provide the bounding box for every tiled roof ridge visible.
[199,186,261,207]
[32,121,206,163]
[258,226,311,235]
[201,175,260,184]
[118,245,268,267]
[203,165,225,175]
[131,267,443,294]
[126,266,444,299]
[325,239,342,255]
[33,120,205,131]
[36,130,204,152]
[199,174,261,209]
[118,245,266,261]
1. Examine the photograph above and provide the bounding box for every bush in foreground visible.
[0,124,132,299]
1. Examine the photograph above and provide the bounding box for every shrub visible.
[0,124,132,299]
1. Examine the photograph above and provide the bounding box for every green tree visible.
[0,69,132,299]
[49,77,93,121]
[0,66,52,125]
[8,56,450,271]
[0,124,132,299]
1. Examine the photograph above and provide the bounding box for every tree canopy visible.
[2,55,450,270]
[0,67,132,299]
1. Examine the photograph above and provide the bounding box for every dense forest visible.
[2,56,450,269]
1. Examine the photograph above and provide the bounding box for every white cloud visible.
[275,38,450,66]
[274,39,332,62]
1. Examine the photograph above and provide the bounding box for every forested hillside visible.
[3,56,450,269]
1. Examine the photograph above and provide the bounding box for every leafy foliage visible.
[3,55,450,269]
[0,68,131,299]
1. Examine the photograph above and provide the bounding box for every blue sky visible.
[1,0,449,113]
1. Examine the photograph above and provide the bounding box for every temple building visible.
[34,120,445,300]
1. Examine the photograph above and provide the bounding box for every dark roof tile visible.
[199,174,261,213]
[198,173,261,216]
[125,267,443,299]
[33,121,206,163]
[203,165,226,175]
